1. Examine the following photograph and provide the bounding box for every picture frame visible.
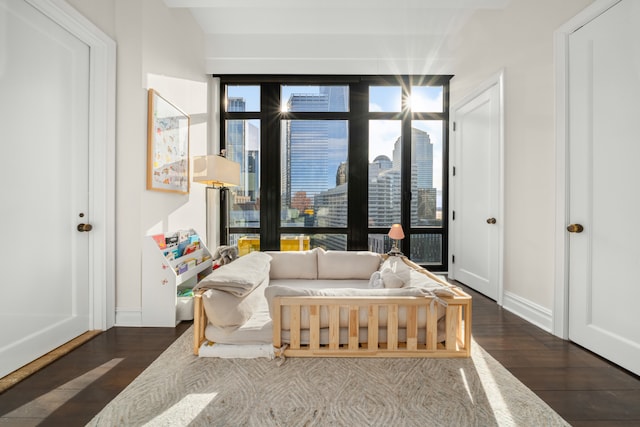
[147,89,190,194]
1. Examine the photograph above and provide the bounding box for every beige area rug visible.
[88,328,568,427]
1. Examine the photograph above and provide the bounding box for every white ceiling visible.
[163,0,513,74]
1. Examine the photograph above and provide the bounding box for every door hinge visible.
[453,166,456,176]
[453,121,456,131]
[452,255,455,264]
[452,210,455,220]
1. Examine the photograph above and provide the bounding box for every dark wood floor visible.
[1,285,639,426]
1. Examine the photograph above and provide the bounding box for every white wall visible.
[448,0,593,326]
[66,0,210,325]
[66,0,596,329]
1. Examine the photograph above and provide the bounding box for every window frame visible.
[218,75,452,271]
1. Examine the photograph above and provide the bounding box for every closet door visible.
[567,0,640,376]
[0,0,91,378]
[450,77,502,302]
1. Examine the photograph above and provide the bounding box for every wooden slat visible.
[329,305,339,349]
[290,304,301,349]
[272,297,282,348]
[445,306,458,351]
[387,304,398,350]
[193,292,205,355]
[457,303,463,342]
[464,301,472,356]
[310,304,320,350]
[349,305,359,349]
[368,305,379,350]
[407,305,418,351]
[426,301,438,350]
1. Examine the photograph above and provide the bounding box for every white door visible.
[451,78,502,301]
[0,0,91,378]
[568,0,640,376]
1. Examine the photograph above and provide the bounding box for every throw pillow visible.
[368,271,384,289]
[379,257,411,288]
[317,249,382,279]
[266,248,319,279]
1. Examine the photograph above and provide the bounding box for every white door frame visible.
[26,0,116,330]
[553,0,620,339]
[449,70,505,306]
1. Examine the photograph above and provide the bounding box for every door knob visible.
[486,218,497,224]
[77,223,93,232]
[567,224,583,233]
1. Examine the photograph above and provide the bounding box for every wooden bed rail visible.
[272,290,471,358]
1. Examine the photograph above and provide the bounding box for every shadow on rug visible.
[88,327,568,427]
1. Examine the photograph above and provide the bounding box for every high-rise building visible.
[226,98,260,228]
[227,97,246,112]
[281,86,349,227]
[411,128,436,225]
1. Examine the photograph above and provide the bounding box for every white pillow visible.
[368,271,384,289]
[317,249,382,279]
[379,256,411,288]
[266,248,318,279]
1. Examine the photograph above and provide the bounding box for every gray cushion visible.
[266,248,319,279]
[317,249,382,279]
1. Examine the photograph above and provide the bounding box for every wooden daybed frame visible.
[193,258,472,358]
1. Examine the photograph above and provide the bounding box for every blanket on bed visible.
[195,251,271,297]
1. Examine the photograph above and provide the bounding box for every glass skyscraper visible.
[281,86,349,227]
[226,98,260,228]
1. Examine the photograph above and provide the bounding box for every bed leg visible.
[193,291,207,355]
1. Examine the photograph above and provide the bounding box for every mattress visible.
[204,306,272,344]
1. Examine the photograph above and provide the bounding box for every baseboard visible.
[115,309,142,326]
[502,291,553,333]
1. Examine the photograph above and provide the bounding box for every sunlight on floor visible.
[144,393,219,426]
[459,368,474,404]
[3,358,124,420]
[472,347,514,423]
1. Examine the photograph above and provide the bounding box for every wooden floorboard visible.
[462,285,640,426]
[0,286,638,426]
[0,323,190,426]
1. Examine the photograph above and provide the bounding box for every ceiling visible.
[163,0,513,74]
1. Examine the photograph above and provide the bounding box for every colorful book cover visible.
[165,234,179,247]
[152,234,166,249]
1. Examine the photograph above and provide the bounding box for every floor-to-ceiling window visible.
[220,75,451,270]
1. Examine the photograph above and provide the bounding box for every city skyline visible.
[225,85,441,259]
[227,84,444,194]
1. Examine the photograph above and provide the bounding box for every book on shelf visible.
[151,234,166,249]
[148,229,211,276]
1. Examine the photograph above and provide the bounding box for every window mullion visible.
[261,83,280,251]
[401,85,413,256]
[348,81,368,250]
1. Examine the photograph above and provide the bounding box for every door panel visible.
[451,82,501,300]
[568,0,640,375]
[0,0,90,378]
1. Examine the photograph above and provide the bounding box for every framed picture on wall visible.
[147,89,190,194]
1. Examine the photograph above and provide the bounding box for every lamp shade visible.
[388,223,405,240]
[192,155,240,187]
